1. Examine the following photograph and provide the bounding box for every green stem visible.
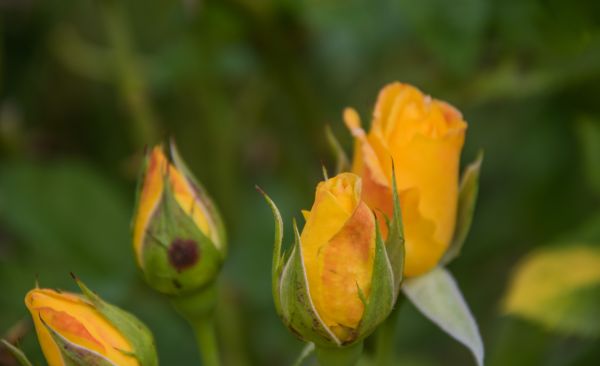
[374,296,404,366]
[315,342,363,366]
[171,283,221,366]
[192,317,220,366]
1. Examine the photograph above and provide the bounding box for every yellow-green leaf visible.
[503,244,600,337]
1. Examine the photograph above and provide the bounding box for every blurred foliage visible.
[503,244,600,337]
[1,0,600,365]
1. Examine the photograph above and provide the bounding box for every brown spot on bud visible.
[168,238,200,272]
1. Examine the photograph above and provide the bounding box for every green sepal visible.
[385,162,405,294]
[325,125,350,175]
[442,151,484,265]
[356,217,395,340]
[257,187,285,318]
[40,315,117,366]
[402,267,483,366]
[141,174,222,295]
[170,139,227,256]
[74,277,159,366]
[278,220,341,347]
[0,339,33,366]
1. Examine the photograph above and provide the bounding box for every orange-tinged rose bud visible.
[300,173,376,341]
[345,82,467,277]
[265,171,400,352]
[25,286,156,366]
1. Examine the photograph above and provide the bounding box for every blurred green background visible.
[1,0,600,365]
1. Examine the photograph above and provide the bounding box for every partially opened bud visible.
[132,142,226,294]
[25,279,157,366]
[263,172,402,350]
[345,82,468,277]
[300,173,375,342]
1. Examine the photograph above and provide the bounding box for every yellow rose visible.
[25,286,156,366]
[345,82,467,277]
[132,143,225,294]
[266,172,401,350]
[300,173,376,342]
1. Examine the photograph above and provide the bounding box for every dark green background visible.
[1,0,599,365]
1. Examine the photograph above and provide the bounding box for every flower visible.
[25,279,157,366]
[132,142,226,294]
[344,82,467,277]
[264,173,400,347]
[301,173,376,341]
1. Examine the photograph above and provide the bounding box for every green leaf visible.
[0,339,33,366]
[278,220,341,347]
[257,186,285,318]
[503,244,600,337]
[442,151,483,265]
[0,161,134,277]
[357,218,395,339]
[386,162,405,294]
[325,125,351,175]
[403,267,483,366]
[74,277,159,366]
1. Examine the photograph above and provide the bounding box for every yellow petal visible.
[343,108,365,177]
[25,289,138,366]
[301,210,311,222]
[300,173,375,341]
[133,146,167,266]
[372,83,467,145]
[317,200,375,340]
[348,82,467,276]
[399,189,444,276]
[168,165,214,244]
[390,132,464,262]
[344,108,388,187]
[357,169,443,276]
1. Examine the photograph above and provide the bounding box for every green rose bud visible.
[132,142,226,295]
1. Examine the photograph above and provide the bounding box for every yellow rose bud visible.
[132,143,225,294]
[300,173,376,342]
[345,82,467,277]
[265,172,399,349]
[25,281,157,366]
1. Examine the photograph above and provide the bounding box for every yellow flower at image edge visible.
[300,173,376,342]
[345,82,467,277]
[26,289,138,366]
